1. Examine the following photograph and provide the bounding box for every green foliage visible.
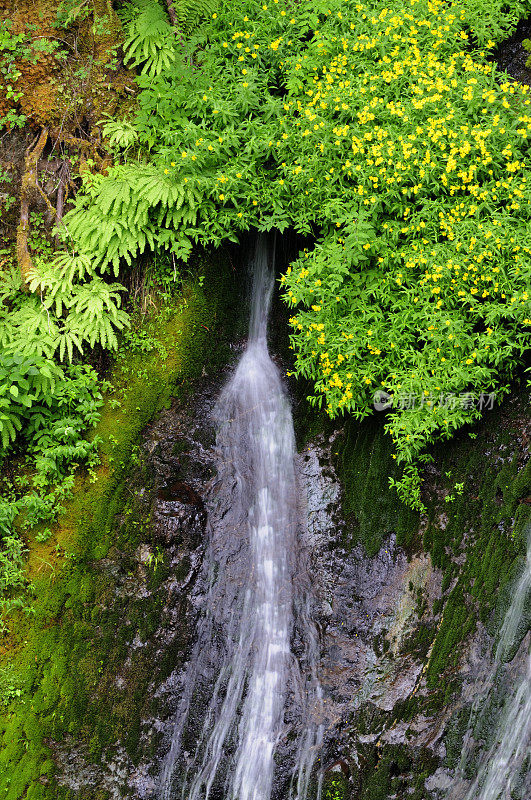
[0,358,103,628]
[0,248,129,364]
[0,20,29,128]
[170,0,218,35]
[0,353,63,449]
[0,518,27,631]
[54,0,92,29]
[100,116,140,152]
[121,0,178,76]
[323,772,349,800]
[48,0,531,505]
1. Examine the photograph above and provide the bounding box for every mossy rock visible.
[323,770,350,800]
[0,253,239,799]
[334,415,419,556]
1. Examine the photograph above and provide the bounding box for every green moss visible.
[444,706,472,770]
[422,387,531,695]
[354,744,438,800]
[0,253,238,799]
[334,416,419,557]
[360,756,393,800]
[323,771,350,800]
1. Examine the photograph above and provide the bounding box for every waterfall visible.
[158,235,323,800]
[456,522,531,800]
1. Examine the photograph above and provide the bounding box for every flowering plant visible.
[61,0,531,506]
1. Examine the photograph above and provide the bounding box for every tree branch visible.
[165,0,178,26]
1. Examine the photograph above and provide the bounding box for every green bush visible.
[0,356,103,626]
[47,0,531,506]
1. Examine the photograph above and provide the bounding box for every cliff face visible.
[306,385,530,800]
[0,7,530,798]
[0,261,528,799]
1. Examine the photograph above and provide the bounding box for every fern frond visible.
[0,262,22,303]
[4,299,59,360]
[68,279,129,350]
[28,253,95,316]
[100,117,140,151]
[123,0,176,76]
[170,0,217,34]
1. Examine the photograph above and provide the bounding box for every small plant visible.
[147,547,164,571]
[389,465,426,513]
[0,664,23,706]
[28,211,53,259]
[123,327,168,359]
[445,482,465,504]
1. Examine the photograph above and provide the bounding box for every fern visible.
[28,252,95,316]
[121,0,216,76]
[3,298,59,360]
[0,353,63,451]
[69,279,129,349]
[122,0,177,76]
[0,262,22,303]
[170,0,217,35]
[56,322,84,363]
[100,117,140,151]
[20,249,129,358]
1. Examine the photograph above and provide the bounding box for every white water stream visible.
[459,521,531,800]
[158,236,323,799]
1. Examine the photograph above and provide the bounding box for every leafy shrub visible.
[0,353,64,450]
[48,0,531,506]
[0,356,103,626]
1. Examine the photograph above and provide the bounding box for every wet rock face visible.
[298,389,531,800]
[299,434,446,790]
[53,373,227,799]
[151,468,208,548]
[492,17,531,85]
[52,370,529,800]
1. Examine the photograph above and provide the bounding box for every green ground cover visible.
[30,0,530,507]
[0,254,236,799]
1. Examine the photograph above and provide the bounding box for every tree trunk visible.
[17,128,49,287]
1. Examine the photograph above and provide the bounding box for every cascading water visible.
[453,521,531,800]
[158,236,323,800]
